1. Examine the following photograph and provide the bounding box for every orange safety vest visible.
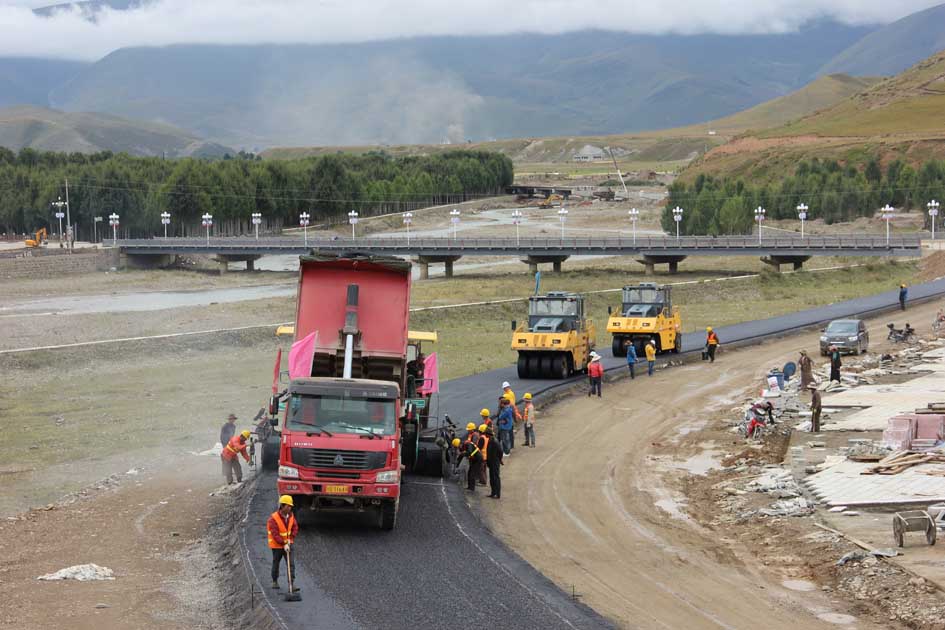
[480,434,490,459]
[267,511,298,549]
[222,435,248,462]
[523,403,535,425]
[707,331,719,346]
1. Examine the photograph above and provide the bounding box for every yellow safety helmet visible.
[279,495,294,507]
[451,438,461,448]
[241,430,251,439]
[466,422,477,431]
[523,393,532,400]
[480,408,490,417]
[706,327,713,332]
[478,424,487,433]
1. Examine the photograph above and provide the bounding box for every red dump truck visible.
[258,254,448,530]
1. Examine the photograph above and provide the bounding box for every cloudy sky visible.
[0,0,941,60]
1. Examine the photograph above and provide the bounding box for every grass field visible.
[410,259,918,380]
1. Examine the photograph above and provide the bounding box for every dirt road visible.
[479,302,944,629]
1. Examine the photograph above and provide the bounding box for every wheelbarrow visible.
[892,510,937,547]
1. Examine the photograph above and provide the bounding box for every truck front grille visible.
[290,448,387,471]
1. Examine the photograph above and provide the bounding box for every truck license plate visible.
[324,485,349,494]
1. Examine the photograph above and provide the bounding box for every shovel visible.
[283,547,302,602]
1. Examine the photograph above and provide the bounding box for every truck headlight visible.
[820,336,828,342]
[848,336,858,341]
[278,465,299,478]
[375,470,399,483]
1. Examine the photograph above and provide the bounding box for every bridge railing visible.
[117,234,921,251]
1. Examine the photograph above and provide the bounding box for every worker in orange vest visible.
[587,352,604,397]
[221,430,251,484]
[477,422,490,485]
[522,393,536,447]
[705,327,720,362]
[267,494,300,590]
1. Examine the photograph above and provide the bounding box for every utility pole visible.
[65,178,72,251]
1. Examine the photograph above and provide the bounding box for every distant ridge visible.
[0,106,232,157]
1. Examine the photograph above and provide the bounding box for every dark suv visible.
[820,319,869,355]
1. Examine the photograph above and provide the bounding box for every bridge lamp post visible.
[160,212,171,239]
[52,196,66,243]
[450,208,461,240]
[251,212,262,241]
[629,208,639,245]
[929,200,940,241]
[511,209,523,246]
[403,212,413,246]
[557,207,568,241]
[796,203,808,238]
[201,213,213,246]
[299,212,310,247]
[672,206,683,241]
[881,204,895,246]
[348,211,359,239]
[754,206,766,244]
[108,213,119,245]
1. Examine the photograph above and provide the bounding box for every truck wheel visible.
[527,356,541,379]
[517,354,529,378]
[554,355,569,379]
[540,355,554,379]
[260,435,280,472]
[611,336,626,357]
[380,499,398,531]
[673,334,682,354]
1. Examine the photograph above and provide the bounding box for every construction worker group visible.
[451,381,536,500]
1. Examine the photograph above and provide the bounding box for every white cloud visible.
[0,0,941,61]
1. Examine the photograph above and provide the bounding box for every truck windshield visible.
[529,299,578,317]
[623,288,664,304]
[827,321,858,334]
[286,393,396,436]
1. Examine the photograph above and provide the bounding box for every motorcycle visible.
[887,323,916,343]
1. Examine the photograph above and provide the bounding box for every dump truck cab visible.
[512,291,596,379]
[607,282,681,357]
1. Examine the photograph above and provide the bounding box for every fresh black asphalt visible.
[242,276,945,629]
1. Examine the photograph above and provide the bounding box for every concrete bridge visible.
[116,234,922,276]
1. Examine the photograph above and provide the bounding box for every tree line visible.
[0,148,514,239]
[661,158,945,235]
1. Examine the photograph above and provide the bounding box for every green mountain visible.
[820,3,945,76]
[48,24,872,148]
[684,49,945,181]
[0,106,232,157]
[680,74,881,135]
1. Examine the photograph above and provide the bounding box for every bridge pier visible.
[761,255,811,273]
[416,255,462,279]
[213,254,262,274]
[637,255,687,275]
[522,255,569,273]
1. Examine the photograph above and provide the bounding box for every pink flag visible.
[419,352,439,395]
[288,331,318,379]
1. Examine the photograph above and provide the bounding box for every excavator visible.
[538,194,563,209]
[24,228,47,248]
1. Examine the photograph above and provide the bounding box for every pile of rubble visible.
[836,556,945,626]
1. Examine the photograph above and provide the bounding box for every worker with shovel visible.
[267,495,300,597]
[221,430,251,484]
